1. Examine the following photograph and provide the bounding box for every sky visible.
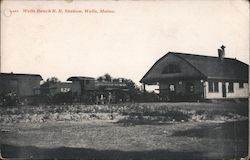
[1,0,249,86]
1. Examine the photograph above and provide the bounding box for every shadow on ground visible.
[1,144,203,160]
[172,120,248,159]
[172,120,248,139]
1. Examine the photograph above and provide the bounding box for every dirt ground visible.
[0,102,248,159]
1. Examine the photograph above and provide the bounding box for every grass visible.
[0,120,248,159]
[0,101,248,124]
[0,101,248,159]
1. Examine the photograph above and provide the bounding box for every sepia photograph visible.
[0,0,249,159]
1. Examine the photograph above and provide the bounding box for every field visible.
[0,101,248,159]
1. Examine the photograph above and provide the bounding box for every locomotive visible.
[41,76,131,104]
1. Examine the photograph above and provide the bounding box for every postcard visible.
[0,0,249,159]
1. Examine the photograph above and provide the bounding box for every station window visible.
[228,82,234,93]
[189,85,194,92]
[208,81,219,92]
[239,82,244,88]
[162,64,181,74]
[186,82,194,93]
[214,82,219,92]
[169,84,175,92]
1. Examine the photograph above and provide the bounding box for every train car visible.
[0,72,43,106]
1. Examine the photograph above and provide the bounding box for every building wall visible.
[226,82,248,98]
[204,81,222,99]
[205,81,248,99]
[159,80,203,97]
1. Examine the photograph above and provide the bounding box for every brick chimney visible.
[218,45,225,61]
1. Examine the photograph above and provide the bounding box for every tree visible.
[41,77,61,88]
[114,78,138,90]
[97,76,103,82]
[97,73,112,82]
[40,77,61,102]
[104,73,112,82]
[113,77,142,102]
[46,77,60,83]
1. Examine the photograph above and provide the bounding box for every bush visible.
[134,91,159,102]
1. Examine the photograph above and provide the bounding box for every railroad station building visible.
[140,46,248,101]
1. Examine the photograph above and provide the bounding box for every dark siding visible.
[141,53,205,84]
[0,74,42,97]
